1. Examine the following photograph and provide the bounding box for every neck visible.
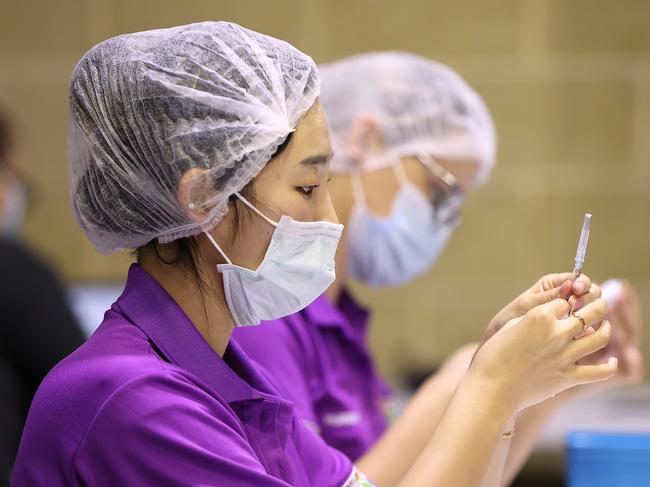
[140,253,234,357]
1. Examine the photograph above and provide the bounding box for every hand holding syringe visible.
[475,213,601,349]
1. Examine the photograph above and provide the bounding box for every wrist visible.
[461,365,519,423]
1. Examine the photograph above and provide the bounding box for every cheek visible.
[401,158,431,193]
[362,169,400,217]
[237,216,275,269]
[279,192,331,223]
[440,160,482,191]
[265,189,314,222]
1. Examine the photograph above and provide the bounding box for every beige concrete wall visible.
[1,0,648,382]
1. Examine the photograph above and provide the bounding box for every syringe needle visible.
[570,213,592,316]
[572,213,592,278]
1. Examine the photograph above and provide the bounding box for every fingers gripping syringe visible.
[572,213,592,278]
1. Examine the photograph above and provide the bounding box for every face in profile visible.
[183,101,338,271]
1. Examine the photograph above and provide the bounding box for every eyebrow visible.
[300,151,334,166]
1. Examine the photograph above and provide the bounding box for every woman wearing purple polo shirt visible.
[13,22,361,487]
[236,52,641,486]
[13,28,616,486]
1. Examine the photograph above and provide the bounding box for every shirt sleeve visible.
[74,370,293,487]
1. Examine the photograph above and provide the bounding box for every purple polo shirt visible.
[12,265,353,486]
[233,290,391,462]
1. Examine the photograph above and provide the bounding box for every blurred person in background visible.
[0,108,85,486]
[236,52,644,486]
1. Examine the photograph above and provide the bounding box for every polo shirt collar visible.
[116,264,274,405]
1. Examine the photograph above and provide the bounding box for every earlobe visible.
[177,167,214,223]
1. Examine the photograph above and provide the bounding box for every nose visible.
[320,191,340,224]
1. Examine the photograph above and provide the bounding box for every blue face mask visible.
[346,163,461,287]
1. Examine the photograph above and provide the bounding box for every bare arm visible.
[499,398,562,486]
[481,417,516,487]
[397,370,514,487]
[356,370,457,485]
[395,296,616,486]
[355,277,614,486]
[501,279,645,486]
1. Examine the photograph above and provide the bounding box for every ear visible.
[343,114,385,164]
[177,167,217,223]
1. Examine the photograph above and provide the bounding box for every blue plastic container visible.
[567,431,650,487]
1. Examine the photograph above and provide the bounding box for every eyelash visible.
[297,178,331,197]
[298,185,319,196]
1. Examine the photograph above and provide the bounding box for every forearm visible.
[500,392,572,486]
[397,371,515,487]
[357,377,456,486]
[481,417,516,487]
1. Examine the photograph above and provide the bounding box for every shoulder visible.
[16,317,255,484]
[80,367,244,447]
[71,360,291,486]
[26,313,234,450]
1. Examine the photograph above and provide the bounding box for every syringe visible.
[569,213,592,316]
[572,213,592,278]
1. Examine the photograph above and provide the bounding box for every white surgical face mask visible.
[346,162,461,287]
[204,193,343,327]
[1,178,26,237]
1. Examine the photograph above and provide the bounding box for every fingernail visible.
[574,282,585,294]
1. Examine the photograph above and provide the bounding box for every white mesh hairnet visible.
[319,52,496,188]
[68,21,320,254]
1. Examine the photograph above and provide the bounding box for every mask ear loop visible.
[202,191,279,266]
[203,231,233,265]
[391,159,409,187]
[233,192,278,228]
[350,172,368,208]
